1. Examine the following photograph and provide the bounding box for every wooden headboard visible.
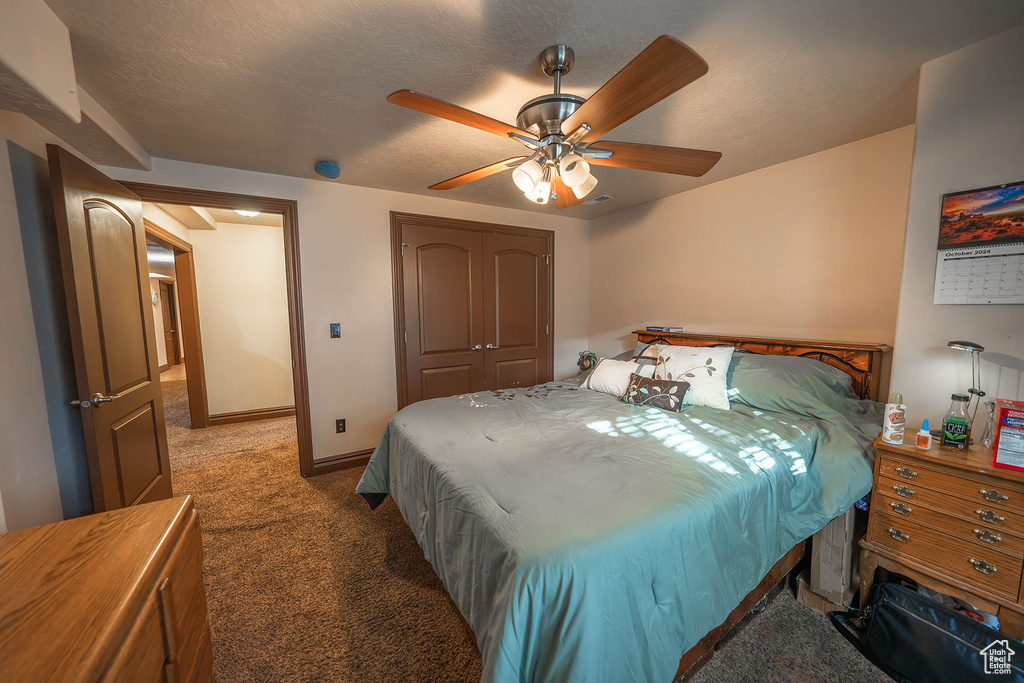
[633,331,892,402]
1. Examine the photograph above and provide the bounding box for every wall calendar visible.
[934,180,1024,305]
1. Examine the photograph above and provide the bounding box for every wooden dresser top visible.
[873,437,1024,485]
[0,496,193,679]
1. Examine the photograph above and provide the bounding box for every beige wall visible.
[189,222,295,415]
[0,111,81,530]
[108,159,591,461]
[891,26,1024,431]
[588,126,916,356]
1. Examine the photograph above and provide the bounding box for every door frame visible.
[390,211,555,409]
[145,219,210,429]
[123,182,316,477]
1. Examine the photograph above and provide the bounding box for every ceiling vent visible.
[584,194,614,205]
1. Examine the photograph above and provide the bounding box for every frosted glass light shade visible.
[512,159,544,193]
[559,153,590,187]
[527,180,551,204]
[571,173,598,199]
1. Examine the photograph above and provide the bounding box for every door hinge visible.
[545,254,550,265]
[546,324,549,335]
[401,243,409,255]
[404,331,407,344]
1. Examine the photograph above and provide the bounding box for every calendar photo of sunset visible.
[939,180,1024,249]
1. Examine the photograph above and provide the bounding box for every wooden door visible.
[483,233,550,390]
[48,145,173,511]
[401,224,486,404]
[159,282,180,364]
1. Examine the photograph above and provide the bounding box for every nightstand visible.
[860,437,1024,638]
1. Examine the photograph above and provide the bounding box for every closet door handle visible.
[471,345,482,352]
[486,344,499,350]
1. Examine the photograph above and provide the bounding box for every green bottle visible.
[941,393,971,451]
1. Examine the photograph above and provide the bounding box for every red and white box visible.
[992,399,1024,472]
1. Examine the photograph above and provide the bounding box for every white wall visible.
[108,159,590,461]
[588,126,916,356]
[0,111,85,529]
[150,279,167,367]
[189,222,294,414]
[891,26,1024,431]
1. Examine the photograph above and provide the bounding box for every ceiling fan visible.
[387,35,722,209]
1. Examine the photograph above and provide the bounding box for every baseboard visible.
[207,405,295,426]
[309,448,374,476]
[158,362,171,373]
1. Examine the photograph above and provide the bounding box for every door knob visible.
[71,392,121,408]
[486,344,499,350]
[471,345,482,352]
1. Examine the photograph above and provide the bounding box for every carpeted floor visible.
[161,366,887,682]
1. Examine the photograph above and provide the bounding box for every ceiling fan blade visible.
[428,157,526,190]
[554,174,585,209]
[388,90,535,140]
[561,36,708,143]
[586,141,721,177]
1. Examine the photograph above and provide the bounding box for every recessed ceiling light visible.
[235,209,261,217]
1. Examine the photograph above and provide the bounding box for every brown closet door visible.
[401,224,485,404]
[483,233,551,390]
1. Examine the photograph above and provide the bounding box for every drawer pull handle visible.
[975,528,1003,544]
[890,501,912,515]
[888,527,910,542]
[895,465,918,479]
[977,509,1005,525]
[981,488,1009,503]
[893,484,915,498]
[970,557,997,574]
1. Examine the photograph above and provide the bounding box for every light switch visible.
[330,323,341,339]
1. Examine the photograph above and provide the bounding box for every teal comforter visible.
[357,354,881,682]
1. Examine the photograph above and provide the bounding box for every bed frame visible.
[634,331,892,680]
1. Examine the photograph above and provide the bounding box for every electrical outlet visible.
[336,418,346,433]
[330,323,341,338]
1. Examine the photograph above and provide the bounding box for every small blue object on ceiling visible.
[315,160,341,179]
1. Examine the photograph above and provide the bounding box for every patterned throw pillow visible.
[583,358,656,397]
[658,346,735,410]
[621,373,691,412]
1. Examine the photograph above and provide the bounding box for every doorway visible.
[126,182,316,477]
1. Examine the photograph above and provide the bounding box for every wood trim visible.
[144,218,191,252]
[207,406,296,427]
[158,362,171,373]
[310,448,374,475]
[390,212,555,409]
[125,182,315,476]
[633,330,892,401]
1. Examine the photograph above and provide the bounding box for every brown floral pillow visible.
[621,373,691,412]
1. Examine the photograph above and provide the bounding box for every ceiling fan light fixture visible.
[512,158,544,193]
[526,168,552,204]
[571,173,598,199]
[559,153,590,187]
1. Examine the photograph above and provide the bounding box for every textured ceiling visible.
[42,0,1024,218]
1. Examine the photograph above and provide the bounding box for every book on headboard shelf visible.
[645,326,684,333]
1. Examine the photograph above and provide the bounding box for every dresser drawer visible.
[878,474,1024,539]
[869,512,1023,601]
[876,489,1024,558]
[102,594,166,683]
[879,455,1024,512]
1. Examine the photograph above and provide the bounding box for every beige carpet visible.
[160,366,885,682]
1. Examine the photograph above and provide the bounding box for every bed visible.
[357,332,891,682]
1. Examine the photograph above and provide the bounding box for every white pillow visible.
[658,346,735,410]
[583,358,655,397]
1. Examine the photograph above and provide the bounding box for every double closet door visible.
[394,213,553,408]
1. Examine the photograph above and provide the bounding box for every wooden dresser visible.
[860,437,1024,637]
[0,496,213,682]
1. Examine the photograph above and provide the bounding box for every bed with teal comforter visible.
[356,353,882,682]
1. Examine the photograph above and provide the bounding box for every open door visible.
[48,145,173,511]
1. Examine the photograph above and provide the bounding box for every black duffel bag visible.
[830,582,1024,682]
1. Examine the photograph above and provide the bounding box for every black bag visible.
[830,582,1024,682]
